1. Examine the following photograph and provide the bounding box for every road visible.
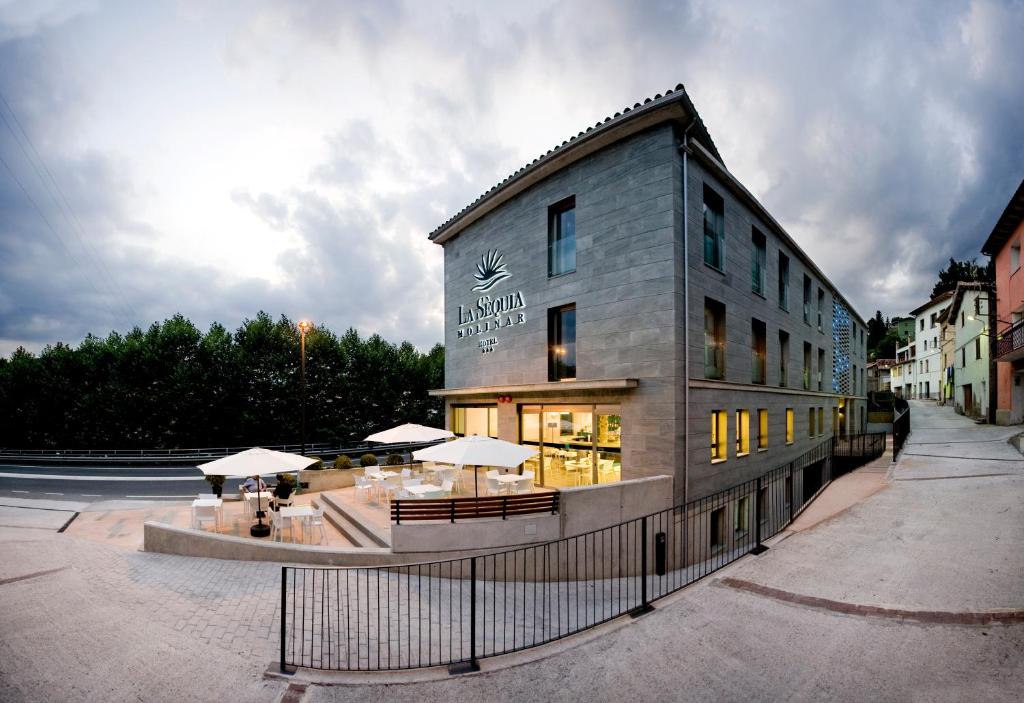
[0,463,225,502]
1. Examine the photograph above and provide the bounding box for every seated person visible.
[242,476,266,493]
[271,473,294,510]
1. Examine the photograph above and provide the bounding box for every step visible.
[316,492,391,548]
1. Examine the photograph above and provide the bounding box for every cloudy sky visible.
[1,0,1022,357]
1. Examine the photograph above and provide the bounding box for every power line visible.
[0,89,138,328]
[0,149,126,328]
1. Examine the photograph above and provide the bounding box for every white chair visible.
[515,470,535,494]
[274,496,294,511]
[452,464,465,493]
[270,511,294,543]
[307,507,328,544]
[382,475,403,503]
[440,480,454,498]
[400,468,412,479]
[486,475,502,496]
[192,505,218,531]
[354,476,374,502]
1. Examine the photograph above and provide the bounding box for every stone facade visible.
[430,91,867,503]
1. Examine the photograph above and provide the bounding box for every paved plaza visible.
[1,400,1022,702]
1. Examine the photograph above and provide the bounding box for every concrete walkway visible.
[1,402,1022,702]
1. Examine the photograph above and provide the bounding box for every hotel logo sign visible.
[457,249,527,353]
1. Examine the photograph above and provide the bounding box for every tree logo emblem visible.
[472,249,512,292]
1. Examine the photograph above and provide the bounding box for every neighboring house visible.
[893,340,916,398]
[937,306,956,405]
[891,316,916,342]
[907,292,953,400]
[981,178,1024,425]
[867,359,894,393]
[428,86,868,505]
[946,282,994,419]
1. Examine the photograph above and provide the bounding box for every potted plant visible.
[204,474,225,498]
[333,455,353,470]
[360,453,379,467]
[385,453,404,466]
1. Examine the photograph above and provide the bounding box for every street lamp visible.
[298,319,312,456]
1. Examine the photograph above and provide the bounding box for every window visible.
[548,304,576,381]
[734,496,749,535]
[817,289,824,332]
[703,185,725,270]
[1012,243,1021,272]
[961,347,965,367]
[704,298,726,379]
[974,297,980,316]
[923,340,927,351]
[736,410,750,456]
[778,253,790,310]
[808,407,815,438]
[710,507,726,550]
[976,337,982,360]
[803,342,812,390]
[452,406,498,437]
[961,311,965,327]
[751,319,766,384]
[757,409,768,450]
[711,410,727,462]
[547,196,576,276]
[779,331,789,387]
[817,348,825,391]
[930,313,937,328]
[803,275,812,324]
[784,475,793,509]
[832,406,839,434]
[853,364,858,394]
[818,407,825,436]
[520,404,621,488]
[751,228,766,296]
[785,408,794,444]
[920,319,925,331]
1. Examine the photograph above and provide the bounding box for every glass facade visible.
[451,405,498,438]
[520,404,621,488]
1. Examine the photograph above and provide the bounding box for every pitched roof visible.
[946,281,992,321]
[909,290,954,317]
[428,84,721,244]
[981,178,1024,256]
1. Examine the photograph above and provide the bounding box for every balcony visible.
[995,319,1024,362]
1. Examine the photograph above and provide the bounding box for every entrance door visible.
[963,384,974,415]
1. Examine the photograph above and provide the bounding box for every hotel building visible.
[429,86,868,502]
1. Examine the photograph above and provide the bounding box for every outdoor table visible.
[242,490,272,517]
[404,484,444,498]
[191,498,224,529]
[495,474,530,494]
[366,471,398,502]
[280,506,317,543]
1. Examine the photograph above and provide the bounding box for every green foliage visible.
[931,257,994,298]
[333,455,353,470]
[0,313,444,449]
[306,456,324,470]
[204,475,225,487]
[359,453,378,467]
[277,473,296,486]
[385,453,404,466]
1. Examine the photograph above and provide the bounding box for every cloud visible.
[1,0,1023,359]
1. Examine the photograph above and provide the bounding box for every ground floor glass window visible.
[451,405,498,438]
[520,404,621,488]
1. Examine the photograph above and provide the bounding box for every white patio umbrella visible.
[412,435,538,497]
[197,447,318,537]
[364,423,454,466]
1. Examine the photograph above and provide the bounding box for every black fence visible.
[281,433,884,673]
[832,432,886,477]
[893,398,910,460]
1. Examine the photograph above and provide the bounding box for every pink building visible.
[981,179,1024,425]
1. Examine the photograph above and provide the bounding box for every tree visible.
[931,257,994,298]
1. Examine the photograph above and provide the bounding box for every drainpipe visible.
[988,286,997,424]
[679,122,696,504]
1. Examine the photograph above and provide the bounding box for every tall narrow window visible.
[710,507,726,550]
[1011,243,1021,272]
[704,298,726,379]
[817,348,825,391]
[751,318,766,384]
[808,407,815,438]
[734,496,749,535]
[778,253,790,311]
[817,289,824,332]
[703,185,725,271]
[818,407,825,436]
[975,337,982,360]
[779,330,789,387]
[751,228,766,296]
[736,410,750,456]
[832,406,839,434]
[548,304,576,381]
[547,196,576,276]
[785,408,794,444]
[757,409,768,450]
[711,410,727,462]
[803,342,812,390]
[803,275,812,325]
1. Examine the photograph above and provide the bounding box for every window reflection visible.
[519,405,620,487]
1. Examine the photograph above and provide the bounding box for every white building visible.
[947,282,994,418]
[893,340,916,398]
[908,292,952,400]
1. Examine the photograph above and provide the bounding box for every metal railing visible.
[995,319,1024,359]
[281,434,883,673]
[391,492,560,524]
[832,432,886,478]
[893,406,910,461]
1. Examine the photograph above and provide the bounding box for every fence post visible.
[750,475,768,555]
[631,517,655,617]
[450,558,480,674]
[279,566,291,674]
